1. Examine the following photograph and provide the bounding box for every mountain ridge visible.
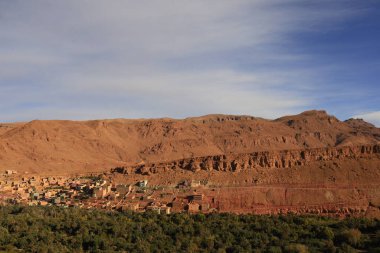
[0,110,379,175]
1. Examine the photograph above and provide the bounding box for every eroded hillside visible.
[0,110,379,175]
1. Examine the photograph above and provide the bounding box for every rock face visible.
[0,110,379,175]
[115,144,380,174]
[208,186,380,216]
[111,144,380,217]
[1,110,380,216]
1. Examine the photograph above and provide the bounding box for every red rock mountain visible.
[0,110,379,175]
[2,110,380,216]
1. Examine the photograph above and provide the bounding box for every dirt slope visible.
[0,110,379,175]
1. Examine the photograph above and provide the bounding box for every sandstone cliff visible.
[0,110,379,175]
[1,110,380,216]
[113,145,380,174]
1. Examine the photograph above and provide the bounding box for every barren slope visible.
[0,110,379,175]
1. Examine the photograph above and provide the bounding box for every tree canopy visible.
[0,206,379,252]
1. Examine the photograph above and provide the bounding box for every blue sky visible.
[0,0,379,126]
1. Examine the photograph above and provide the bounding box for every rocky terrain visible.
[116,144,380,174]
[1,110,380,216]
[0,110,379,174]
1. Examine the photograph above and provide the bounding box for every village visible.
[0,170,218,214]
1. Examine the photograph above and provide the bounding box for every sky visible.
[0,0,379,126]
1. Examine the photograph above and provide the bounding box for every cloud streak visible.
[0,1,378,124]
[353,111,380,127]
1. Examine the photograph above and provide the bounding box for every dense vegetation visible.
[0,206,379,252]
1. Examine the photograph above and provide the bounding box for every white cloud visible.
[0,1,371,121]
[352,111,380,127]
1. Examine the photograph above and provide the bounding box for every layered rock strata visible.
[208,186,380,217]
[114,144,380,175]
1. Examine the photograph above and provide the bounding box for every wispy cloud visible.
[0,1,378,123]
[353,111,380,127]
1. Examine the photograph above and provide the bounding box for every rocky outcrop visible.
[1,110,379,175]
[113,144,380,174]
[210,186,378,216]
[188,182,380,217]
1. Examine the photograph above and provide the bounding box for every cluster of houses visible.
[0,173,102,207]
[0,171,218,214]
